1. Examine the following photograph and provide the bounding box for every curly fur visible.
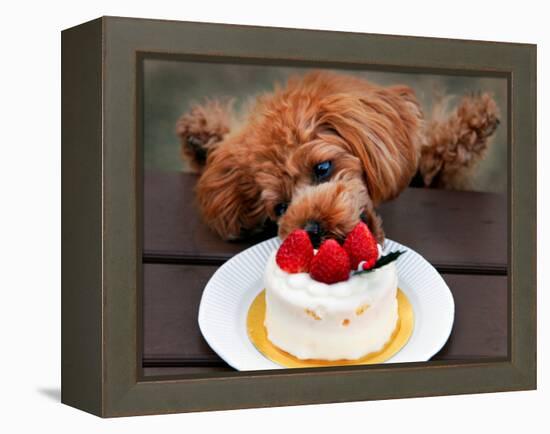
[176,71,499,243]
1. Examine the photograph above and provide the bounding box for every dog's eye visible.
[274,202,288,217]
[313,160,332,182]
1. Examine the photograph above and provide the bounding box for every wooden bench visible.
[143,171,508,376]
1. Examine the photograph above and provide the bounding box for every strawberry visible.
[276,229,314,273]
[310,239,351,284]
[343,222,379,270]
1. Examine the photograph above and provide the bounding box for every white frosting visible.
[263,251,398,361]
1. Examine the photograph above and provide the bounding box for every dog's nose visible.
[304,220,323,248]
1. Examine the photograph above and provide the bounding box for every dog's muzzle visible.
[303,220,323,248]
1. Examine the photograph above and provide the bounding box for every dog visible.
[176,71,499,246]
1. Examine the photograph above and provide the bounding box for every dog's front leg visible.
[419,93,500,189]
[176,99,234,172]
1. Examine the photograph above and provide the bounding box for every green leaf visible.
[353,250,406,275]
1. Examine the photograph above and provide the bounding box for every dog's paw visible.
[176,99,232,171]
[454,93,500,156]
[419,92,501,189]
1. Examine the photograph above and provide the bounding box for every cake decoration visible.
[354,250,406,275]
[343,222,379,270]
[275,229,314,273]
[274,222,405,282]
[309,239,351,284]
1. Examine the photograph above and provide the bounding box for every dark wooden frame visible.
[61,16,536,417]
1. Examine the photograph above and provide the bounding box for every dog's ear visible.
[195,140,265,240]
[318,84,423,204]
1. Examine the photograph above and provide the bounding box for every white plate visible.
[198,238,454,371]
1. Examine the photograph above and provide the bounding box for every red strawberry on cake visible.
[310,239,351,284]
[343,222,379,270]
[275,229,314,273]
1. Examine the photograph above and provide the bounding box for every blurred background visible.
[143,59,507,193]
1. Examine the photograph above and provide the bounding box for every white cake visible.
[263,250,399,361]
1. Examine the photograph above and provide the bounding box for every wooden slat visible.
[378,188,507,274]
[144,171,275,264]
[144,171,507,272]
[143,367,233,378]
[143,263,221,362]
[432,274,508,361]
[143,263,508,366]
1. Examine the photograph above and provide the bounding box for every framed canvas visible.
[61,16,536,417]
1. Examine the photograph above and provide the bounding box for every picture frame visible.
[61,16,536,417]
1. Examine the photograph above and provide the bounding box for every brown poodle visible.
[176,71,499,246]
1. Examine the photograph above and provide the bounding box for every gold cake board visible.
[247,289,414,368]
